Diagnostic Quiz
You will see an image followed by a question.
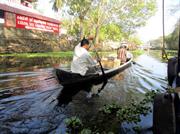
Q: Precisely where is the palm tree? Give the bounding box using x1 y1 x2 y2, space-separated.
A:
52 0 64 12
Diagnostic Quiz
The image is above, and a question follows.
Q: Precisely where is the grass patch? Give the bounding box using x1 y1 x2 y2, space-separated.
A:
0 51 74 58
148 50 178 61
131 50 144 57
0 51 114 58
0 50 145 58
166 50 178 58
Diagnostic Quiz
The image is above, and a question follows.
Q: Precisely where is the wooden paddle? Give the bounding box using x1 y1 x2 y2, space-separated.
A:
88 36 107 92
94 50 105 76
88 37 105 76
94 50 108 94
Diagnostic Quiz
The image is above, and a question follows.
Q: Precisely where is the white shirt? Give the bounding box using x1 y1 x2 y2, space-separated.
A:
71 43 96 76
127 51 133 59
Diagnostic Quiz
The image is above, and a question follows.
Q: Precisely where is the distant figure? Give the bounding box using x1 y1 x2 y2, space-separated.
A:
71 37 97 76
117 45 127 64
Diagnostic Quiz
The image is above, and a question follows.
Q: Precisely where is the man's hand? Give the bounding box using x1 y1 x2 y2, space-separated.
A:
96 57 101 63
88 36 94 41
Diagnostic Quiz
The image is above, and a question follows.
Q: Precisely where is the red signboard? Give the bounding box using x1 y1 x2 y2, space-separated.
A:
16 14 59 33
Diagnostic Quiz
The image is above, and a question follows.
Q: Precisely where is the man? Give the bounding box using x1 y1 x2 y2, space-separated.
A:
71 37 97 76
117 45 127 65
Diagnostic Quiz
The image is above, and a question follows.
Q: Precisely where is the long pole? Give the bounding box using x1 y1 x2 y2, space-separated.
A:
95 51 105 77
94 51 107 93
162 0 168 59
91 37 106 77
176 20 180 87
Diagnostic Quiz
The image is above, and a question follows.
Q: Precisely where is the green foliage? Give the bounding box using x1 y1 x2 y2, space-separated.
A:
80 129 92 134
166 50 178 58
100 103 121 114
99 24 123 41
117 0 157 38
66 0 92 39
53 0 157 44
65 117 93 134
131 50 144 58
167 88 176 94
129 37 142 46
65 116 83 134
165 20 179 50
133 126 142 134
67 0 92 18
65 90 160 133
52 0 64 11
62 19 80 37
149 37 162 50
101 89 160 125
149 19 179 50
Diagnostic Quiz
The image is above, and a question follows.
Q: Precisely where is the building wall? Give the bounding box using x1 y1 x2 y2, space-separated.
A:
0 24 62 53
0 1 65 53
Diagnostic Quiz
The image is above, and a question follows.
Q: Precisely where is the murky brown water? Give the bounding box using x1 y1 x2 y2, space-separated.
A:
0 52 167 133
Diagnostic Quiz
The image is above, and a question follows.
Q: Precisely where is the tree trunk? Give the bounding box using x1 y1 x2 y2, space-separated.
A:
79 18 84 41
94 25 100 44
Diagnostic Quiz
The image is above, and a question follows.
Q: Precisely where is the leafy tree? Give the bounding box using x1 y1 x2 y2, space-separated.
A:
52 0 157 45
129 36 142 46
87 0 117 44
62 18 79 37
52 0 65 11
86 0 156 43
99 23 123 41
116 0 157 38
165 20 179 50
66 0 93 40
149 19 179 50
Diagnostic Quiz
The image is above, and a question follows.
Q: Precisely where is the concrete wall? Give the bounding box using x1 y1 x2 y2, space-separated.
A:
0 24 74 53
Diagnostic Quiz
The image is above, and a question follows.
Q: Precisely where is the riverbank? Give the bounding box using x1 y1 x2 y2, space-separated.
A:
0 51 73 58
147 50 178 62
0 49 144 75
0 50 144 58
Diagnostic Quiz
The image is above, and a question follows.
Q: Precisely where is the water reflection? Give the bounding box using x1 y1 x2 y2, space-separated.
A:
0 57 72 73
0 68 58 99
0 53 168 133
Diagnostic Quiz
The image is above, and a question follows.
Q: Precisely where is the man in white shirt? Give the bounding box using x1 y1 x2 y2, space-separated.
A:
71 38 98 76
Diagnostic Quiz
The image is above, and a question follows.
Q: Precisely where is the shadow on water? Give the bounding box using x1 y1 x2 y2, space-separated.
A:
57 84 93 106
0 53 168 133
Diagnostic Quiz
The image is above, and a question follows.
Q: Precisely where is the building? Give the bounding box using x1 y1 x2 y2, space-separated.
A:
120 40 138 50
0 0 60 34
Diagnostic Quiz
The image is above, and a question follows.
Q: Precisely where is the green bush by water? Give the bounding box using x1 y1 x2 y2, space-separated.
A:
64 90 160 133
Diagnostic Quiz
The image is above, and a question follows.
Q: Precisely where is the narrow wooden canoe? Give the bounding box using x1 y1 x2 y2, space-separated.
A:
55 58 132 87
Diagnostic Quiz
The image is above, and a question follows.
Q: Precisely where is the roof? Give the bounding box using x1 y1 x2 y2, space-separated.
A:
25 0 35 2
0 3 60 24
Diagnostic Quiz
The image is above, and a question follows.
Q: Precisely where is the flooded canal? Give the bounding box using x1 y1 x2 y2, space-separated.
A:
0 52 167 133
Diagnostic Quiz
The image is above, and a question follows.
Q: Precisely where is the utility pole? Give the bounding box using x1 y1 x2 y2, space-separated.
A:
176 20 180 87
162 0 168 59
